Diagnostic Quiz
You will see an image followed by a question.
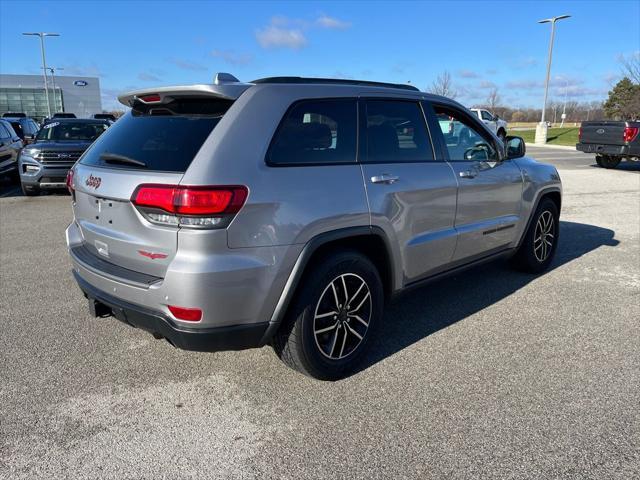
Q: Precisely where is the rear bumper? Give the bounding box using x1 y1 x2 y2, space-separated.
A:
66 220 301 344
576 143 639 156
74 270 269 351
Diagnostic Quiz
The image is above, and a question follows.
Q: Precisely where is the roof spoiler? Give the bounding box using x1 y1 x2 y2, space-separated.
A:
118 73 252 107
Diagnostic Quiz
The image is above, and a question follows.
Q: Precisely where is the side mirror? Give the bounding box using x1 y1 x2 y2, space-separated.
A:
505 136 526 159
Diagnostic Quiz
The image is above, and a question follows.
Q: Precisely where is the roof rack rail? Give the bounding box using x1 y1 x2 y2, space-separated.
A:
251 76 420 92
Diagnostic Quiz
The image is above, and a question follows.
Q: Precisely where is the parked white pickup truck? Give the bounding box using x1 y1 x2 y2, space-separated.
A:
469 108 508 140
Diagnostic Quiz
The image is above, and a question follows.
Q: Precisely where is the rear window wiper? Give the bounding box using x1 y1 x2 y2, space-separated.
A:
100 152 147 168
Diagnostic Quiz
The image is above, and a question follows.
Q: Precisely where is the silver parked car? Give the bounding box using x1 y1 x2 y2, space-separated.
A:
66 74 562 380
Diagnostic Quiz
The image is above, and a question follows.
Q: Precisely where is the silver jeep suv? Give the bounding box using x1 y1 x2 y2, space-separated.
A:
66 74 562 380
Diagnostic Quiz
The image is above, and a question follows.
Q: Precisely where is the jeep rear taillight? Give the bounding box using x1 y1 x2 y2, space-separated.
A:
66 169 75 195
623 126 639 143
578 127 583 142
131 184 248 228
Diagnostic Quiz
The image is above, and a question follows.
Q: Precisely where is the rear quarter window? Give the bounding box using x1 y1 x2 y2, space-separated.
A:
267 99 357 166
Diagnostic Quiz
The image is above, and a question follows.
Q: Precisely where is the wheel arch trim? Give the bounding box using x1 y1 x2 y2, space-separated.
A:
260 226 395 345
516 186 562 248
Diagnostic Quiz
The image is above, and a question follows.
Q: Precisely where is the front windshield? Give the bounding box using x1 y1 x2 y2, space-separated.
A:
36 122 109 142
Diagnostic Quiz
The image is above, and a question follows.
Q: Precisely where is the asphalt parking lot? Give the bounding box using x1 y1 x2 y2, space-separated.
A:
1 146 638 479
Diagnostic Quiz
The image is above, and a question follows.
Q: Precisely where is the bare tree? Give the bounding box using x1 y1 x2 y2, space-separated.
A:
429 71 457 99
486 88 501 113
619 52 640 84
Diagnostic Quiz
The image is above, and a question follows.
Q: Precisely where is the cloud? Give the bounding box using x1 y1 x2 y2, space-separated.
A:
256 14 350 49
457 69 480 79
211 49 253 66
137 72 161 82
167 58 208 71
505 76 584 91
551 85 606 98
486 68 498 75
478 80 497 89
316 15 351 29
256 24 307 49
505 79 541 90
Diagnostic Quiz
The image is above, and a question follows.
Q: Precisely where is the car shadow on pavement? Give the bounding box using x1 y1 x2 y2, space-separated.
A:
588 163 640 172
353 221 619 377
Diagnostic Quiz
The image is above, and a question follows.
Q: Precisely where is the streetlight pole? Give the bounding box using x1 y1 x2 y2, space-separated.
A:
46 67 64 112
22 32 60 119
560 79 568 127
534 15 570 144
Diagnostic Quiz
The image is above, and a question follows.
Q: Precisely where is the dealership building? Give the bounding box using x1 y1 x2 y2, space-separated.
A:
0 74 103 120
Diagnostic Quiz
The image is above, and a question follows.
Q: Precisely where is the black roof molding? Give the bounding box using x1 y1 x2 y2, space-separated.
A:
251 76 420 92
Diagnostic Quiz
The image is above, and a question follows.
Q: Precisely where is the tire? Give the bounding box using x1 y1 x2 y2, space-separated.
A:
272 249 384 380
497 129 507 142
511 198 559 273
21 183 40 196
596 155 621 169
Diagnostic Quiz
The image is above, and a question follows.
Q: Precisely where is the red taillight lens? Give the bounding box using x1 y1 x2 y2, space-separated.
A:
623 126 639 143
174 189 235 215
133 185 175 212
131 185 248 228
168 305 202 322
66 169 74 194
139 94 161 103
578 127 583 142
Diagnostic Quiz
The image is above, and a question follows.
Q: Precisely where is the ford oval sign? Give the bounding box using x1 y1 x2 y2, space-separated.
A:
74 80 88 87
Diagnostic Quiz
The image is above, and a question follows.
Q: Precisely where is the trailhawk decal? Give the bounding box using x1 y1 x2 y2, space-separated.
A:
85 174 102 189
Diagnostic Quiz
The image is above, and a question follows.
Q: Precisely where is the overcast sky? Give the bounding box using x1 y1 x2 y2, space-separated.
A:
1 0 638 111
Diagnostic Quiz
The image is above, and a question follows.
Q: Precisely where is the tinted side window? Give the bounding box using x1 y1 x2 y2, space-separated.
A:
481 110 494 121
10 122 24 139
433 106 498 161
29 120 40 135
365 100 433 163
268 99 357 166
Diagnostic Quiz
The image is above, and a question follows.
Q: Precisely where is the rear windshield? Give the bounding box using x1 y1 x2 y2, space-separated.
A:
37 122 109 141
79 109 221 172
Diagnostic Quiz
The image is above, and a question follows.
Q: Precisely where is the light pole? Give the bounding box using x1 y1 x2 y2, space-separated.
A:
560 78 568 127
534 15 570 144
46 67 64 112
22 32 60 118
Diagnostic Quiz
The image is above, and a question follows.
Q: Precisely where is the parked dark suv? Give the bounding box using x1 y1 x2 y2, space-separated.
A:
19 118 109 196
0 119 24 180
67 74 562 379
3 116 40 146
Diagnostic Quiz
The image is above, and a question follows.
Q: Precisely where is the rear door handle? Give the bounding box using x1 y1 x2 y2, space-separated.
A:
459 170 477 179
371 174 399 184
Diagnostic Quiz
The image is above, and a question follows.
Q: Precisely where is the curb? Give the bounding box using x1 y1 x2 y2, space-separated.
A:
526 143 577 151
